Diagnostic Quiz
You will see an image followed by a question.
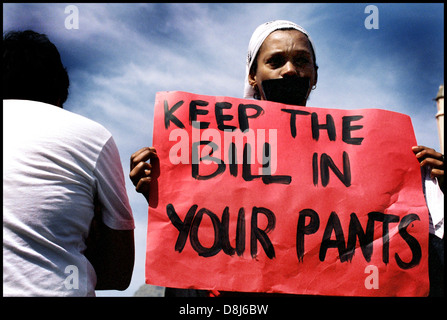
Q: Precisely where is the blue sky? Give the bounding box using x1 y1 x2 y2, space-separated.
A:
3 3 444 297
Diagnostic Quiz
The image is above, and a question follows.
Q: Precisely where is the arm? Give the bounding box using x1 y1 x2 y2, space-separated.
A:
129 147 158 203
85 208 134 290
412 145 444 191
85 136 136 290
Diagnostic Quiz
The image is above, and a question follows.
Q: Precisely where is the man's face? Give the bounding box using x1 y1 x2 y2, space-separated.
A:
249 29 318 105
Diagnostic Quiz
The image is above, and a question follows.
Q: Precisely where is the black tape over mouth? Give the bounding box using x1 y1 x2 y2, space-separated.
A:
261 77 310 106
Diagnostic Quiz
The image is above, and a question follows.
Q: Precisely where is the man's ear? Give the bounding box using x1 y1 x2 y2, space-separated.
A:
56 98 63 108
248 73 257 88
312 66 318 88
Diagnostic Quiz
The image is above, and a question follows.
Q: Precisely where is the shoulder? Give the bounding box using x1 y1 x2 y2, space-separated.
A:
4 99 113 142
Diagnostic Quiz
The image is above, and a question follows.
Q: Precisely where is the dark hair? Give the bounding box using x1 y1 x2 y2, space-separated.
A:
3 30 69 107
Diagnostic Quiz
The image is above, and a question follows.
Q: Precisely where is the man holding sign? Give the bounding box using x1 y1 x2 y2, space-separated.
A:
130 20 444 297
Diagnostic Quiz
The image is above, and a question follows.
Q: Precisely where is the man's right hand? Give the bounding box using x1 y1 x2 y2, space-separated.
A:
129 147 158 203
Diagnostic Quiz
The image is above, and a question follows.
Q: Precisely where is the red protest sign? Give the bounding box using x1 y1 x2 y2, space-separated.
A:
145 91 429 296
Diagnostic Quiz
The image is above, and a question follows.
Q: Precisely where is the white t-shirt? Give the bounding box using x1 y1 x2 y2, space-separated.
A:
3 100 135 296
423 167 444 239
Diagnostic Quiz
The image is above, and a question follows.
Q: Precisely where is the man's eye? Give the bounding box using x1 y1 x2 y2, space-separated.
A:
294 57 310 66
267 56 284 68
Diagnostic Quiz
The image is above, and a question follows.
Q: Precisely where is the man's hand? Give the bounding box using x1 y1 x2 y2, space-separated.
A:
412 146 444 177
129 147 158 203
412 145 444 191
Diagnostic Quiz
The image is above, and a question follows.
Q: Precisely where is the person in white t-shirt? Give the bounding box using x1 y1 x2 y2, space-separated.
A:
3 30 135 296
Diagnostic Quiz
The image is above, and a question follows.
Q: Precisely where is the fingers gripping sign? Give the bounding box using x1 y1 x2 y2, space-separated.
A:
412 146 444 189
130 147 158 202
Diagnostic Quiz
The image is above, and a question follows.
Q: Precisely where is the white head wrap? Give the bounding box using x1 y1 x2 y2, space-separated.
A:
243 20 316 99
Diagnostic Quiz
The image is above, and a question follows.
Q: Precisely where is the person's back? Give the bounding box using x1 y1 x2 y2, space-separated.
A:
4 100 115 296
3 30 135 296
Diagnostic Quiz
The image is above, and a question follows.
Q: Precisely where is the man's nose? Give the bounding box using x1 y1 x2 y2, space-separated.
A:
281 61 298 78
